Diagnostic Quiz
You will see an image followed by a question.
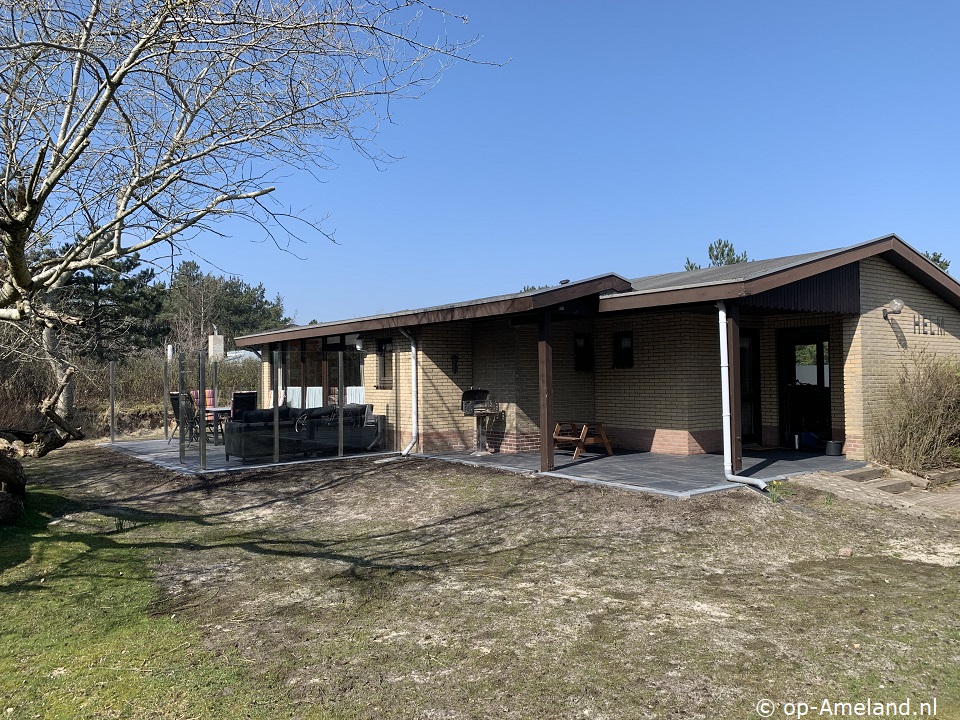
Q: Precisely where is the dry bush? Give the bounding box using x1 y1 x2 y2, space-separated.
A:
0 359 51 431
213 358 261 402
871 351 960 472
76 354 261 410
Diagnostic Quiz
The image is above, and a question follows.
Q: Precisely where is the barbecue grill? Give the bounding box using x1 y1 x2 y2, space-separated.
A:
461 388 499 417
461 388 501 453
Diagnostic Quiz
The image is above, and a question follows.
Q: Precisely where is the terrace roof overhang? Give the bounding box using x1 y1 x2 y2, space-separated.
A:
598 234 960 314
235 273 634 347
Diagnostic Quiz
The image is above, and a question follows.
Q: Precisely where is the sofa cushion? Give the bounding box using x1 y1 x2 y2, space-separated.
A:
308 405 338 420
341 404 370 426
242 409 276 424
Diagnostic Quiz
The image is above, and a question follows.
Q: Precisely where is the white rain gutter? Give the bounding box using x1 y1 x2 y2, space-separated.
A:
717 301 770 491
399 328 419 456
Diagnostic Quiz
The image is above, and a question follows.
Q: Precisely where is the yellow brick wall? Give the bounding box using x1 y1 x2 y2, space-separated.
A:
258 257 960 460
472 319 519 443
259 343 274 408
361 332 412 452
592 311 725 453
512 320 598 446
854 256 960 459
417 323 475 451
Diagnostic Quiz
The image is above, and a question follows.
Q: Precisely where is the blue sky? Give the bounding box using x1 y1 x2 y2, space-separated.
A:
176 1 960 324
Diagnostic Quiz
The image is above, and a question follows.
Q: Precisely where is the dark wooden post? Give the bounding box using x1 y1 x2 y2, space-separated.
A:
338 349 345 457
272 348 280 464
538 310 554 472
726 304 743 472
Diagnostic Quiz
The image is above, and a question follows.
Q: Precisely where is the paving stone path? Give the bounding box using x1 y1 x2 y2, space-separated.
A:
792 471 960 520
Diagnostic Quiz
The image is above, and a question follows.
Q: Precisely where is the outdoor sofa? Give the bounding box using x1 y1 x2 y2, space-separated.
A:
223 403 384 462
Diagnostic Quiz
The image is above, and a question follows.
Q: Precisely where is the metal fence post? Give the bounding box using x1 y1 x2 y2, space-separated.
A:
109 360 116 443
198 351 207 470
178 354 186 464
163 356 169 442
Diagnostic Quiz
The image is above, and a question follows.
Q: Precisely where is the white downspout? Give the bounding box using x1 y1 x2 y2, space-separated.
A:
717 301 769 490
399 328 419 456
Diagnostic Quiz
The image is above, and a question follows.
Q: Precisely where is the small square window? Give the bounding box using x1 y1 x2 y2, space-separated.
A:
377 338 394 389
612 331 633 369
574 332 595 372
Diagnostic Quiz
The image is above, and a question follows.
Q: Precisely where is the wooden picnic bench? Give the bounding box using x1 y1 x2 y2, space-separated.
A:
552 421 614 461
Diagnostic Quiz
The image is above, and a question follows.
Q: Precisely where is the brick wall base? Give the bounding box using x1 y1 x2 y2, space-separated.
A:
485 430 541 453
605 426 723 455
843 435 865 460
417 424 866 458
761 425 779 448
420 430 471 453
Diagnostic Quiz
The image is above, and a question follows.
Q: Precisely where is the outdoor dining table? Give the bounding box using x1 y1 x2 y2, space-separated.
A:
552 421 614 461
207 406 232 446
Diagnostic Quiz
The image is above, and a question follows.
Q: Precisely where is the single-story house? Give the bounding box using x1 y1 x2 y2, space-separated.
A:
235 234 960 475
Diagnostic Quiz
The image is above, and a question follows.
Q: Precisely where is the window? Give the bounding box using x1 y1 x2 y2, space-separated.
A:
574 332 595 372
376 338 394 389
612 330 633 369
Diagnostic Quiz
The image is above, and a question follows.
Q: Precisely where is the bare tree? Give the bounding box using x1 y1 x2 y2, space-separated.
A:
0 0 479 457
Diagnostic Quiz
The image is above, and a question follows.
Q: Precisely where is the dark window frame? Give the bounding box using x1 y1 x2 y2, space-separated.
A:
612 330 634 369
376 338 394 389
573 332 595 372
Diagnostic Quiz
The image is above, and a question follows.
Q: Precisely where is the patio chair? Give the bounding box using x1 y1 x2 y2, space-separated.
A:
168 391 201 444
191 389 220 441
230 390 258 421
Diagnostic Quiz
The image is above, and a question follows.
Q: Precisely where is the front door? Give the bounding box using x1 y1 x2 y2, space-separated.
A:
777 327 831 449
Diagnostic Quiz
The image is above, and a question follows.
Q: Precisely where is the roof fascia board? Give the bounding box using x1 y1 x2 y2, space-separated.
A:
599 283 746 312
530 274 633 309
742 237 896 295
236 273 632 347
597 236 905 314
879 249 960 309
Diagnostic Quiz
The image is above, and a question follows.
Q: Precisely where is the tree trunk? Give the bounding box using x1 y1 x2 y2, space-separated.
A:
0 454 25 525
43 325 75 421
31 323 85 456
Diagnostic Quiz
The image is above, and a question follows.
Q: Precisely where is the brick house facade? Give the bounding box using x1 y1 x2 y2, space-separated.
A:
238 236 960 467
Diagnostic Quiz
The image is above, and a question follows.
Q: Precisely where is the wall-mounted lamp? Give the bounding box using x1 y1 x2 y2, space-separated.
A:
883 298 904 320
451 354 459 374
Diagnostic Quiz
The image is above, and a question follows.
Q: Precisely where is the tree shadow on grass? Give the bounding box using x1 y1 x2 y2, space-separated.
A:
0 489 71 575
0 481 613 605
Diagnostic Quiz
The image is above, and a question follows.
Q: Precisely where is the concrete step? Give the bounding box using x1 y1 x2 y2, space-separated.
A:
837 466 885 483
886 468 930 490
925 467 960 487
864 478 913 495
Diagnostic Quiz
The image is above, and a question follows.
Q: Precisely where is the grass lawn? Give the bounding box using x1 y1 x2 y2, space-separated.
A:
3 444 960 719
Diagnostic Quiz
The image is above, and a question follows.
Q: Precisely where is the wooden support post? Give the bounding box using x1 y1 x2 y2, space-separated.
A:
338 350 345 457
726 304 742 472
272 349 280 464
538 310 554 472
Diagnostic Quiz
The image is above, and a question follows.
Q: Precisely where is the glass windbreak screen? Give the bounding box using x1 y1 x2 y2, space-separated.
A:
283 342 303 406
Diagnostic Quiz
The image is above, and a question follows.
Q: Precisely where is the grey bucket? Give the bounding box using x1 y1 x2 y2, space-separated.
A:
825 440 843 456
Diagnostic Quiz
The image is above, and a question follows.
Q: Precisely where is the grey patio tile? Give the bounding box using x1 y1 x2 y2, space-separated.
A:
426 448 866 499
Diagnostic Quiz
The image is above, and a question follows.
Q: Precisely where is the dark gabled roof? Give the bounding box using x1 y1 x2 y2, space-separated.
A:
237 234 960 347
625 247 852 293
235 273 633 346
599 234 960 312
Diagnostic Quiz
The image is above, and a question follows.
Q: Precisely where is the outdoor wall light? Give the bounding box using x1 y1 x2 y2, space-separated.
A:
883 298 905 320
451 354 459 374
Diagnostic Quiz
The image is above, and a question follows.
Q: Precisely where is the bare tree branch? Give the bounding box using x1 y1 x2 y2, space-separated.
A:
0 0 486 451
